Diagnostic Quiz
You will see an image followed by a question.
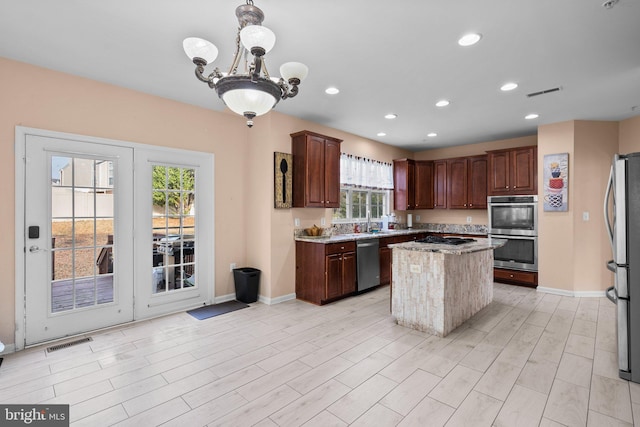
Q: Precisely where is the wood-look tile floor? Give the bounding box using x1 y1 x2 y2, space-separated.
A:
2 283 639 426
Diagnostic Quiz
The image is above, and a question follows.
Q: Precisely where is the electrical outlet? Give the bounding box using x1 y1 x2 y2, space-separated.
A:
294 218 300 227
466 216 472 223
230 262 236 272
583 211 590 221
415 215 421 221
320 217 326 226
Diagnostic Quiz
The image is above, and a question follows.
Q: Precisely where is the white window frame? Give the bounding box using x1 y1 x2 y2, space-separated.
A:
333 186 391 223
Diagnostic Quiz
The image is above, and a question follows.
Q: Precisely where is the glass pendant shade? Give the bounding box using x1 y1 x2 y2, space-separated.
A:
240 25 276 54
280 62 309 82
183 37 219 63
222 88 277 117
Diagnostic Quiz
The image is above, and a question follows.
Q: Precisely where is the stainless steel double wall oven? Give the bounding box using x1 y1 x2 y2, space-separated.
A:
488 195 538 272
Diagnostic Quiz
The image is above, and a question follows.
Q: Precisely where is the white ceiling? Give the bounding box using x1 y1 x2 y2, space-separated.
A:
1 0 639 151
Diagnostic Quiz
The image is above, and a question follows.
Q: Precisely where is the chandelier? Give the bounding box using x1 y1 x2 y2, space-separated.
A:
182 0 308 127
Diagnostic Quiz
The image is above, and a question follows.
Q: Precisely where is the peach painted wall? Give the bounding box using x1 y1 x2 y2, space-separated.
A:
412 135 538 226
537 122 576 291
537 120 619 292
573 121 618 291
620 115 640 154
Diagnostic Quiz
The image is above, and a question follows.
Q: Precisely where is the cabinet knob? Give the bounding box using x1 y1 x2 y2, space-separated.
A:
510 274 514 278
470 204 473 207
464 204 467 207
514 186 517 189
340 246 344 250
506 186 510 189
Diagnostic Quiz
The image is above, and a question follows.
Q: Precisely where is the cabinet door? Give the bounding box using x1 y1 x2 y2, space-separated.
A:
468 155 488 209
433 160 447 208
511 147 537 194
324 138 342 207
325 253 343 300
393 159 415 210
341 251 357 295
488 151 510 195
447 158 468 209
415 161 434 209
379 246 391 285
305 135 326 206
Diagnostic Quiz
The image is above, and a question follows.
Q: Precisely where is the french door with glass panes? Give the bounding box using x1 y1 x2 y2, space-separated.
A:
19 129 213 346
24 135 134 345
133 148 213 320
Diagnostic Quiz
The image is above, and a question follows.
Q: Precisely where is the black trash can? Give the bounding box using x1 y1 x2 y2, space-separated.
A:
233 267 260 303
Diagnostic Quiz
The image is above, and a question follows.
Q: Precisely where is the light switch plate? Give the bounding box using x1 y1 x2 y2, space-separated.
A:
583 211 590 221
321 217 326 226
294 218 300 227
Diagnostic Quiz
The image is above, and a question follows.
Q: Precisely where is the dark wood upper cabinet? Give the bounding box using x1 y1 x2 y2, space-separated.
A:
467 155 488 209
291 130 342 208
393 159 416 210
393 159 435 210
446 155 487 209
414 161 434 209
433 160 448 209
487 146 537 196
447 158 468 209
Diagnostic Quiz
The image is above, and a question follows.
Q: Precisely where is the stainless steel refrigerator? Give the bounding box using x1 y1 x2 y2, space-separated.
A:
604 152 640 382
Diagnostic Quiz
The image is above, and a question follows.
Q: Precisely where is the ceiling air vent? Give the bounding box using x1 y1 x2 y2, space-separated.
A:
527 87 561 98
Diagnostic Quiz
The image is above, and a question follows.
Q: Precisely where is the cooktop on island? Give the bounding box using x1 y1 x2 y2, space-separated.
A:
416 236 476 245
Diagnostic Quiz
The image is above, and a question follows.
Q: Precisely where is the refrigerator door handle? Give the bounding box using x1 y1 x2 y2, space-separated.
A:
606 285 617 304
607 260 616 273
604 165 615 248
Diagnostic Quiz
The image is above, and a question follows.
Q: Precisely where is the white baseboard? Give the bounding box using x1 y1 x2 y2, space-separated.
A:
215 293 296 305
214 293 237 304
537 286 606 298
259 293 296 305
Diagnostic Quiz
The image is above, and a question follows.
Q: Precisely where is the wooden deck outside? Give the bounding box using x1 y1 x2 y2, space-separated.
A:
51 275 114 313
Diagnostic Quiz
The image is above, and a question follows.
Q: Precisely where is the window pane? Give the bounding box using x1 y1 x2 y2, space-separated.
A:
333 189 347 220
152 165 196 294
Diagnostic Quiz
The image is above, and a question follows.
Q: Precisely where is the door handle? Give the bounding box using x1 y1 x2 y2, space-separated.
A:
29 245 48 253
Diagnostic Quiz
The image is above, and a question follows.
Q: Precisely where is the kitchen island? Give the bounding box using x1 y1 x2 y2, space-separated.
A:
390 237 505 337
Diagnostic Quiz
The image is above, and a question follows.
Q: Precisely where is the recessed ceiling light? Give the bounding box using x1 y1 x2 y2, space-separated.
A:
325 87 339 95
500 82 518 91
525 113 539 120
435 100 450 107
458 33 482 47
385 113 397 119
427 132 438 138
377 132 386 137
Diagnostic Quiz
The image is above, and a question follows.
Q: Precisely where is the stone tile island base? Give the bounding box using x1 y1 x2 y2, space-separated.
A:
391 245 494 337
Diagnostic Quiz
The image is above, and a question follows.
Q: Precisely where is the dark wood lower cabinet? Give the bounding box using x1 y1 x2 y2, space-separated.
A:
494 268 538 288
296 241 356 305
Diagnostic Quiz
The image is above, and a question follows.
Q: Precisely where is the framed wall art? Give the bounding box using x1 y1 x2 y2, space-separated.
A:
274 152 293 209
543 153 569 212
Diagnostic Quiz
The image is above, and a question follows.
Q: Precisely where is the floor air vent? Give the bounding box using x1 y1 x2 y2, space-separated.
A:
527 87 561 97
46 337 93 353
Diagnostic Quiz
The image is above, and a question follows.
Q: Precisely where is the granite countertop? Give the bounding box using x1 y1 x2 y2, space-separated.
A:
295 224 488 244
388 237 507 255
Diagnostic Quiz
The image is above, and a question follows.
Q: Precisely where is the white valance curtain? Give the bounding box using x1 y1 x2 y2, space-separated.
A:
340 153 394 189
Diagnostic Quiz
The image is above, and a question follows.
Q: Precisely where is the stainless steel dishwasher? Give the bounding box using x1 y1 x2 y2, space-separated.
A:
357 239 380 292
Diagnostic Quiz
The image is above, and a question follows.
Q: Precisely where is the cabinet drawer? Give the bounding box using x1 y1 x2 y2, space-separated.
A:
494 268 538 287
325 241 356 255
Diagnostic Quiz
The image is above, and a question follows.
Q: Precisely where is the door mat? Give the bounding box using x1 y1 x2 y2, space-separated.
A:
187 300 249 320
